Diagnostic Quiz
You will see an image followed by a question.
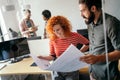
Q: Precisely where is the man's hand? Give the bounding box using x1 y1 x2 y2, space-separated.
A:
28 26 38 32
80 54 100 64
32 26 38 31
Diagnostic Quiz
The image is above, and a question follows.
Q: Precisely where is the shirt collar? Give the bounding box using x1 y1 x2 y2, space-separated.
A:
91 13 103 27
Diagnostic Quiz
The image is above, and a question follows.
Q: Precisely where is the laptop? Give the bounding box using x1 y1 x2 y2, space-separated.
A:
27 39 50 56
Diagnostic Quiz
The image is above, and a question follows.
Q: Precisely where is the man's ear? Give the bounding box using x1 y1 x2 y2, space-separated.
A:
91 6 96 12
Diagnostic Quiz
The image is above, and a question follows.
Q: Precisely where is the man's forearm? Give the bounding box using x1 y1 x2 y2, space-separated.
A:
98 50 120 63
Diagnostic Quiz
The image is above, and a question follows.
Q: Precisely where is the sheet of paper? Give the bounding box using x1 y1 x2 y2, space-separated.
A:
31 44 88 72
46 44 88 72
30 54 50 69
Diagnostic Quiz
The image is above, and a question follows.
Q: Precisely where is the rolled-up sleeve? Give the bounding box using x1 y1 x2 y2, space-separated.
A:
107 17 120 51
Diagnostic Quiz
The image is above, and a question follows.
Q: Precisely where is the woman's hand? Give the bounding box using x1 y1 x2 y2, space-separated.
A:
37 55 54 61
38 56 46 59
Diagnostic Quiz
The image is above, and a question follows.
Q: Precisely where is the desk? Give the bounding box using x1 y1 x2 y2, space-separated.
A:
0 57 52 80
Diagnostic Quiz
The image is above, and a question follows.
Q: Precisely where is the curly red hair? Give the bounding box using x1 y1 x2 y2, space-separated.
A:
46 15 72 40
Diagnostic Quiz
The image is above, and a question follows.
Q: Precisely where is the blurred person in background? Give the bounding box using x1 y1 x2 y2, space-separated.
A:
42 9 51 39
20 9 38 38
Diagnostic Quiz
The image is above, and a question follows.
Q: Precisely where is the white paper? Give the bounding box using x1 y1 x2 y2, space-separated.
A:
30 54 50 69
31 44 88 72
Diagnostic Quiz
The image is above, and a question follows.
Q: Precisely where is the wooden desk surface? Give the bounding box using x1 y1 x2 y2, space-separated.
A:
0 57 51 76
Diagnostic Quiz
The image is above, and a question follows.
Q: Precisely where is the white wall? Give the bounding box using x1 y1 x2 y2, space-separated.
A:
18 0 120 38
105 0 120 20
0 0 120 40
0 0 20 41
21 0 86 38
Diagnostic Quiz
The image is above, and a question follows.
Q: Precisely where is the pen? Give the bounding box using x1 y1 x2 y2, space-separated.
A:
0 64 7 70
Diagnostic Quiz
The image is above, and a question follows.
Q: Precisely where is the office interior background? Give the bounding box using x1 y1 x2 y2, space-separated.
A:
0 0 120 80
0 0 120 42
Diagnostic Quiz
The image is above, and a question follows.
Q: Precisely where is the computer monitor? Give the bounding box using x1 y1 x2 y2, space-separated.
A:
0 37 30 63
77 29 89 50
77 29 88 39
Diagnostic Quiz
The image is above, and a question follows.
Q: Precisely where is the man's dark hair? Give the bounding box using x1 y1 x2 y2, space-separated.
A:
79 0 102 10
42 10 51 19
23 9 31 13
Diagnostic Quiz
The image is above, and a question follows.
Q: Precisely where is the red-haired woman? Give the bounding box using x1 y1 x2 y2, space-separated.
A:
38 15 89 80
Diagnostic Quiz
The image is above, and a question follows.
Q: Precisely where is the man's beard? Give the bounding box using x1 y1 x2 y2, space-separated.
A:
84 12 95 25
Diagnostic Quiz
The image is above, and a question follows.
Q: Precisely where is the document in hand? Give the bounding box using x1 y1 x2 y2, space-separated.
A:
30 44 88 72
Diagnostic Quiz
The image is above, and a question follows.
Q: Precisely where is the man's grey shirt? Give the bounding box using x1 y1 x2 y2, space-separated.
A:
88 13 120 80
